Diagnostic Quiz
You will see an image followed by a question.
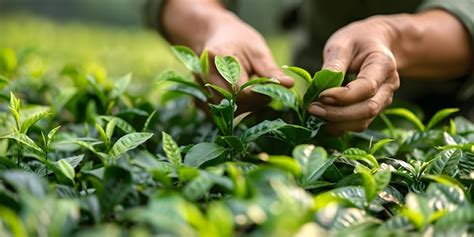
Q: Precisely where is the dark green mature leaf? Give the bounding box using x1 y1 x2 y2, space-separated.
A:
240 119 287 143
428 149 461 176
276 124 312 144
162 132 182 169
435 205 474 230
109 132 153 160
426 183 467 211
171 46 202 73
0 171 47 197
184 143 227 167
215 56 240 86
426 108 459 131
458 151 474 176
293 145 333 187
97 166 133 216
303 69 343 110
252 84 298 111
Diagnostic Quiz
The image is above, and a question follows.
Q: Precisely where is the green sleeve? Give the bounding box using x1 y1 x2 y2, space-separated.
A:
418 0 474 53
144 0 237 39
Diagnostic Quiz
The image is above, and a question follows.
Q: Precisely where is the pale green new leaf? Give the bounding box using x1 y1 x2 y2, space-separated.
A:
355 164 376 202
205 83 233 100
110 73 131 99
20 111 50 133
171 46 202 74
46 126 61 148
1 132 43 153
426 108 459 131
200 49 209 81
232 112 251 129
105 118 117 141
109 132 153 159
215 56 240 86
293 145 333 187
370 139 394 155
99 115 136 134
240 77 279 92
57 159 75 182
282 65 312 83
384 108 425 131
162 132 182 169
303 69 343 110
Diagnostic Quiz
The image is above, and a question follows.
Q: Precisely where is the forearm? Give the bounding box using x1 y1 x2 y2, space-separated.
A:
161 0 234 51
388 10 473 80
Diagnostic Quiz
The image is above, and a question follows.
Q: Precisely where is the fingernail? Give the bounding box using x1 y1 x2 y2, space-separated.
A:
319 96 336 104
309 104 326 117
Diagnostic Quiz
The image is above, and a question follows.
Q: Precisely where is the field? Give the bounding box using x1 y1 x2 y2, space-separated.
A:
1 14 474 237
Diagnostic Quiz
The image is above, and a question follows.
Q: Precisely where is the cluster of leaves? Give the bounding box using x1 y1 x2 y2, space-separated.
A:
0 47 473 237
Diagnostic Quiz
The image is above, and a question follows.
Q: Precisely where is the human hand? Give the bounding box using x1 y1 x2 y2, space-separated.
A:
309 16 401 135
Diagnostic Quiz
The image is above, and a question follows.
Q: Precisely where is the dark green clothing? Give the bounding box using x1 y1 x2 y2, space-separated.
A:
146 0 474 118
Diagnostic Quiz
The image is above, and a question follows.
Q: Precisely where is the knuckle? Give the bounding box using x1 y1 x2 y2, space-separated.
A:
367 99 380 117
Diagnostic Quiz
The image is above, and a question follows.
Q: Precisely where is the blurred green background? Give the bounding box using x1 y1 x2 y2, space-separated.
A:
0 0 291 86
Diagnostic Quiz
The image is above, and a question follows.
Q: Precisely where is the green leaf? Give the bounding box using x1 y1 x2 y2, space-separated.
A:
293 145 333 187
171 46 202 73
200 49 209 81
99 116 136 134
240 77 279 91
240 119 287 143
259 154 302 176
426 183 467 211
110 73 131 99
97 166 133 216
9 92 20 128
206 202 234 237
169 83 208 102
374 171 391 200
232 111 251 129
209 99 234 136
184 143 227 167
20 110 50 133
215 56 241 86
1 132 43 153
218 136 244 153
426 108 459 130
157 70 203 89
341 148 379 168
0 207 28 237
276 124 312 144
57 159 75 182
46 126 61 148
109 132 153 160
384 108 425 131
458 151 474 176
355 164 376 202
205 83 233 100
370 139 394 155
428 149 461 176
303 69 344 110
142 110 157 132
251 84 298 111
162 132 182 169
105 118 117 142
282 65 312 83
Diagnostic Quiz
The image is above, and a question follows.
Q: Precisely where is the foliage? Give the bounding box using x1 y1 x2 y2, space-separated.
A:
0 44 473 237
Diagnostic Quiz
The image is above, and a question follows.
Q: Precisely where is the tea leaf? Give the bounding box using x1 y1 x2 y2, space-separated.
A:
162 132 182 169
109 132 153 160
370 139 394 155
240 77 279 91
252 84 298 111
426 108 459 131
384 108 425 131
58 159 75 182
282 65 312 83
205 83 233 100
428 149 461 176
293 145 332 187
200 49 209 81
110 73 131 99
99 115 136 134
240 119 287 143
303 69 343 110
215 56 240 86
20 110 50 133
171 46 202 74
184 143 227 167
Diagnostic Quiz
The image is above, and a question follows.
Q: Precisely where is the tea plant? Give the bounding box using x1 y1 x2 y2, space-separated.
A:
0 46 473 237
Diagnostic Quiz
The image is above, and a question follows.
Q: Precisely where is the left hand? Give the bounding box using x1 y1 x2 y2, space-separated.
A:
309 16 401 135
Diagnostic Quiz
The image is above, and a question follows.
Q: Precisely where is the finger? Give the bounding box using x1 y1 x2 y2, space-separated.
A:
319 51 398 105
324 118 375 135
251 49 294 87
322 42 353 74
309 84 393 122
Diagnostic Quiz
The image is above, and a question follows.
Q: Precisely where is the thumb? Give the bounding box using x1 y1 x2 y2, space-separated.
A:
251 53 294 88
